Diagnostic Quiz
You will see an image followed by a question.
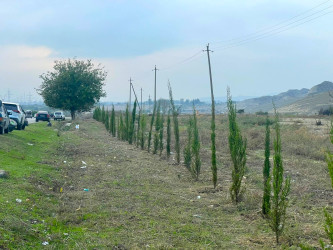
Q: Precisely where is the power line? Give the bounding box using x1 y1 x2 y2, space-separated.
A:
159 50 203 71
213 10 333 51
212 0 332 45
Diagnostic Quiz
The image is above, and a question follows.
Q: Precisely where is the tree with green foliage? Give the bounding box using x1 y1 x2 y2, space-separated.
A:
38 59 107 120
168 81 180 164
128 101 137 144
263 117 271 215
269 107 291 245
228 91 247 203
191 105 201 181
166 111 171 158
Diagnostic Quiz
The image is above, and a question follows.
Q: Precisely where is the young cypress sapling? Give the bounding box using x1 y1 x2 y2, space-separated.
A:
101 105 105 123
319 122 333 248
140 113 147 150
147 104 156 153
105 109 110 131
153 101 161 154
184 116 193 170
168 81 180 164
128 101 137 144
166 110 171 158
124 105 129 141
262 117 271 215
191 105 201 181
159 109 164 156
269 107 291 244
227 90 247 203
111 105 116 137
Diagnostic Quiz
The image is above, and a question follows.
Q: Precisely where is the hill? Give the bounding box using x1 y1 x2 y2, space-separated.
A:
236 88 309 113
236 81 333 114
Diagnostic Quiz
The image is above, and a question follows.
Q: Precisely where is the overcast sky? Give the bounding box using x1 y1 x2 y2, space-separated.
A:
0 0 332 102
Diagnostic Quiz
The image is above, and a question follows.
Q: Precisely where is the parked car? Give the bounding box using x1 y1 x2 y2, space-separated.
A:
25 110 33 118
0 100 10 134
3 102 26 130
36 111 50 122
54 111 65 121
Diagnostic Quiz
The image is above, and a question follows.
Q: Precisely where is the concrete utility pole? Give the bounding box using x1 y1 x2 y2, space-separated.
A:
129 78 132 111
152 65 159 105
204 43 217 188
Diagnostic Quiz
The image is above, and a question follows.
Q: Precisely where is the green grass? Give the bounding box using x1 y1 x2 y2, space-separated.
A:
0 122 83 249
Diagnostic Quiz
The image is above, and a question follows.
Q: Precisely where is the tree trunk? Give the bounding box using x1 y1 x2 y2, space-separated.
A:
71 110 75 120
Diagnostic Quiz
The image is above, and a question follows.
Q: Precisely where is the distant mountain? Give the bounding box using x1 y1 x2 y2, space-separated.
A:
236 88 309 113
308 81 333 95
235 81 333 114
277 92 332 114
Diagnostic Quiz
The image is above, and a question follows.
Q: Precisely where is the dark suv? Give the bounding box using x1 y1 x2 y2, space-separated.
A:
0 100 10 134
36 111 50 122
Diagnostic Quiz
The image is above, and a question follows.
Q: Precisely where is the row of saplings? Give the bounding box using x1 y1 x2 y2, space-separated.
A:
93 84 333 248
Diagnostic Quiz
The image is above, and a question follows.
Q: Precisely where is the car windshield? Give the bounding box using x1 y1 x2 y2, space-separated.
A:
4 104 17 111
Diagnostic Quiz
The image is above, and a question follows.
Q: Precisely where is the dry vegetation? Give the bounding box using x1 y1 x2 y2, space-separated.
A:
1 113 332 248
58 114 332 248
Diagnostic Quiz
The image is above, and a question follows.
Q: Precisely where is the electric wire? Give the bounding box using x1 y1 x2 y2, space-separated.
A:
212 0 332 45
213 10 333 51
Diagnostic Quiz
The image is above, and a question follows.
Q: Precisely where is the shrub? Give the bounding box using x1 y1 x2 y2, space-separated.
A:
256 111 268 116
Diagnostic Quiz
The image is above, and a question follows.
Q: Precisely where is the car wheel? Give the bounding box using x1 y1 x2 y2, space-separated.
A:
22 124 25 130
17 123 22 130
36 119 39 122
5 127 9 133
0 126 4 134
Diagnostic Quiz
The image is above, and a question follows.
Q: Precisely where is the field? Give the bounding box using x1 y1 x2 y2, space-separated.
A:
0 114 332 249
